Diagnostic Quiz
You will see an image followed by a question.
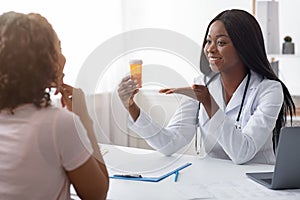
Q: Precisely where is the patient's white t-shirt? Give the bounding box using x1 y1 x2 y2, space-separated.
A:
0 104 93 199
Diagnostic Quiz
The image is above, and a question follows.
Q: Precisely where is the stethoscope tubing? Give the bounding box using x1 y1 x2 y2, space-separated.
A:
195 72 251 152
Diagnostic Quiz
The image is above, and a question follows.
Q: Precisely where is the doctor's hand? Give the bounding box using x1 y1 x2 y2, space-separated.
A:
159 85 218 117
159 84 211 103
118 75 140 110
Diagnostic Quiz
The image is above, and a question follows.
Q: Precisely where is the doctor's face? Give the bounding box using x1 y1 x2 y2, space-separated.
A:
204 20 243 74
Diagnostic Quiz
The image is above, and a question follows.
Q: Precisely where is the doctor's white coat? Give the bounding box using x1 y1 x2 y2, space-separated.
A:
129 71 283 164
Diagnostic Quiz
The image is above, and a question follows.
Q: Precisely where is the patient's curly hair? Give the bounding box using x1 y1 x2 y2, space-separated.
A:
0 11 59 112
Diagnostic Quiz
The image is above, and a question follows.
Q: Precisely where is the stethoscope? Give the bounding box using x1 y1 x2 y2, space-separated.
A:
195 71 251 154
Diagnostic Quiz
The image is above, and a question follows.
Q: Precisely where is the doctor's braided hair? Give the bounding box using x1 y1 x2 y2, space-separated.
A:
200 9 295 152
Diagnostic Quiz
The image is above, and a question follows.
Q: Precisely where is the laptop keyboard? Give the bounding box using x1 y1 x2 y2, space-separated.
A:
261 178 272 184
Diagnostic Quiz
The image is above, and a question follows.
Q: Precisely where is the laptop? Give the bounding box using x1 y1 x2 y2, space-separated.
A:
246 126 300 190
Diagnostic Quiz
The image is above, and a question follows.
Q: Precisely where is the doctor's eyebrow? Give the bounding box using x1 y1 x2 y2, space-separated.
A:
207 34 229 38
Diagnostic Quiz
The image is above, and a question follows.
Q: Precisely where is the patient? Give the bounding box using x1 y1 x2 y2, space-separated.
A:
0 11 108 199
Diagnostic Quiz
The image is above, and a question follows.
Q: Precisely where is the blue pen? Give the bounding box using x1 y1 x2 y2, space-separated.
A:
174 171 179 182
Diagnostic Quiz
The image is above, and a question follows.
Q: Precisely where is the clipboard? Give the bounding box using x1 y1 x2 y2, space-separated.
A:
109 162 192 182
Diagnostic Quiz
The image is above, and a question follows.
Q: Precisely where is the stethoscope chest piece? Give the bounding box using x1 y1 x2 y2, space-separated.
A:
234 121 242 130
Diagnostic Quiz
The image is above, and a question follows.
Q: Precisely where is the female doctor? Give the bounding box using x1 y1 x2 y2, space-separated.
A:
118 9 295 164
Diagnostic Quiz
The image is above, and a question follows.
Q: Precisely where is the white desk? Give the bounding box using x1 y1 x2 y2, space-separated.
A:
72 144 300 200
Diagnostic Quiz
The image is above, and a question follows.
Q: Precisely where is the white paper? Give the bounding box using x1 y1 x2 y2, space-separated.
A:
178 180 300 200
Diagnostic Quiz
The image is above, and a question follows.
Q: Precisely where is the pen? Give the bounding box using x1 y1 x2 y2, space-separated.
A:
174 171 179 182
113 174 143 178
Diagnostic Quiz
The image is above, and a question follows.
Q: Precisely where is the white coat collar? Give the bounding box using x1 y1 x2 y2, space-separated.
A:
208 71 263 113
